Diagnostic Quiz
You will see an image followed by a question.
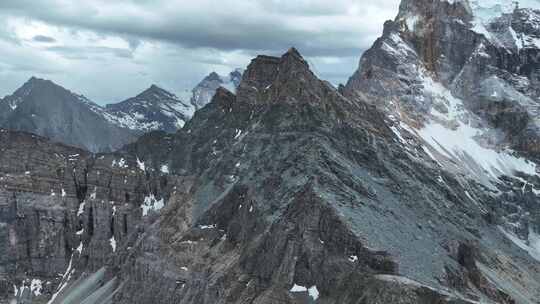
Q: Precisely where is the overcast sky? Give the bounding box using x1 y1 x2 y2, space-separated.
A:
0 0 401 104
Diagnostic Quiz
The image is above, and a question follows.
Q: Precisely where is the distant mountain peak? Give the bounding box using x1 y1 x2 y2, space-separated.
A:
149 84 162 90
138 84 177 100
22 76 56 89
0 77 138 152
106 85 193 133
205 72 221 81
190 69 243 110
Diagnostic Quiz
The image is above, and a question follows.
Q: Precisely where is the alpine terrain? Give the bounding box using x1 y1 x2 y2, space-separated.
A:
1 0 540 304
190 69 244 110
0 71 242 153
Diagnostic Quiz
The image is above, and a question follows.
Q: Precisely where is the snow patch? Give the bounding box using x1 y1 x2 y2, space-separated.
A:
75 241 83 254
199 224 217 229
141 194 165 216
289 284 320 300
90 187 97 200
136 157 146 171
77 202 85 216
30 279 42 296
417 122 536 179
110 236 117 252
499 227 540 262
112 158 128 168
413 74 537 185
47 252 76 304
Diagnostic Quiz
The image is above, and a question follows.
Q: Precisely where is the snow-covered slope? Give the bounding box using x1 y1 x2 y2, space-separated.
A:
106 85 194 133
189 69 243 110
344 0 540 301
346 0 540 184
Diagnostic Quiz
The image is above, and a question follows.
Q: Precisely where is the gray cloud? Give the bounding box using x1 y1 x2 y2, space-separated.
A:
32 35 56 43
47 46 134 59
0 0 402 103
0 0 400 56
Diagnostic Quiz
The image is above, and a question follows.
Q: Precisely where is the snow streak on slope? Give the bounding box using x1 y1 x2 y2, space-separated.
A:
398 72 537 186
499 227 540 262
190 69 243 110
465 0 540 43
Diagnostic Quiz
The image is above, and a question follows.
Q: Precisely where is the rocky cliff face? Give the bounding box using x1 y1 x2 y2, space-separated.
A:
3 47 539 304
0 128 174 303
115 47 540 304
3 1 540 303
343 0 540 301
345 0 540 159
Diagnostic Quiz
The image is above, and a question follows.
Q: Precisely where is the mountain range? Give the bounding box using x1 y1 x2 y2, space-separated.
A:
0 70 242 152
2 0 540 303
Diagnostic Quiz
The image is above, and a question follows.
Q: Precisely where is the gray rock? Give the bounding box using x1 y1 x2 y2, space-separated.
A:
0 78 138 153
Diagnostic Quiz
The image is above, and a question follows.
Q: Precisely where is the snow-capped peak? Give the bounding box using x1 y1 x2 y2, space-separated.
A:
190 69 243 110
105 85 194 133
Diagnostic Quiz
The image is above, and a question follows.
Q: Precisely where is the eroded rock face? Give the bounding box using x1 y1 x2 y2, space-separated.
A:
4 2 540 303
345 0 540 157
0 129 173 303
342 0 540 302
4 44 540 304
108 48 540 303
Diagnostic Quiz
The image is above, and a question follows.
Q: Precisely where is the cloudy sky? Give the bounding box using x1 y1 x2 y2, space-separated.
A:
0 0 401 104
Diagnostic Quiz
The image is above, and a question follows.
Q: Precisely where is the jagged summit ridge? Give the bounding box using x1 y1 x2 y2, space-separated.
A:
237 47 338 107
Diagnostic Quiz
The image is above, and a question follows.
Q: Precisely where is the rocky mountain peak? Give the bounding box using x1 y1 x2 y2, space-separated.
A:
205 72 221 81
24 76 49 86
190 69 243 110
106 84 193 133
229 68 243 80
148 84 162 91
136 84 177 102
18 76 64 95
396 0 473 22
7 77 95 108
236 48 325 106
279 47 311 74
237 55 280 97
